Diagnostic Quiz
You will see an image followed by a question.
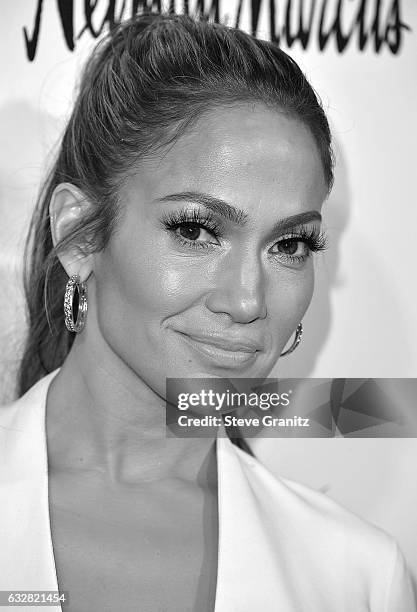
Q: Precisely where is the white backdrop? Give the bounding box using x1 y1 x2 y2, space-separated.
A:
1 0 416 588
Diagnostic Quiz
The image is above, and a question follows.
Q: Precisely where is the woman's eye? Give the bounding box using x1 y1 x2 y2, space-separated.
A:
176 223 214 242
271 238 308 257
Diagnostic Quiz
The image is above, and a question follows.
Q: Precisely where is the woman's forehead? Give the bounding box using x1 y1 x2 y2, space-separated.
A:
123 104 328 215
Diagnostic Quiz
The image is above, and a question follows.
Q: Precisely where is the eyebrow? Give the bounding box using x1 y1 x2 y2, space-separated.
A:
154 191 322 231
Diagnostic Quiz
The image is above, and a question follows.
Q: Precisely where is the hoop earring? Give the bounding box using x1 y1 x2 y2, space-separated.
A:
64 274 88 333
280 323 303 357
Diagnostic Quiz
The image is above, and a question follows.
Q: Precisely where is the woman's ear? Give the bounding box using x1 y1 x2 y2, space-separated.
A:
49 182 94 282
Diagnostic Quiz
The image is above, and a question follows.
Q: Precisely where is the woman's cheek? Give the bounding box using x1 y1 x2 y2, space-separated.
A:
269 264 315 336
298 264 315 318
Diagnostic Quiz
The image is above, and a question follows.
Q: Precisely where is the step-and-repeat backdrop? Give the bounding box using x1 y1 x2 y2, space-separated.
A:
1 0 416 586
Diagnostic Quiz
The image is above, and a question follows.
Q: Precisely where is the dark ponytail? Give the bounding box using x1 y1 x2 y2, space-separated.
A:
17 12 333 412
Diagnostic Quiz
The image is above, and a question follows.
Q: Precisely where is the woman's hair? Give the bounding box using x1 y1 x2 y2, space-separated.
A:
17 12 333 453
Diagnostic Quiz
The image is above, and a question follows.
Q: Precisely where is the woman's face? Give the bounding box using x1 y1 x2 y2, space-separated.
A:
92 104 328 395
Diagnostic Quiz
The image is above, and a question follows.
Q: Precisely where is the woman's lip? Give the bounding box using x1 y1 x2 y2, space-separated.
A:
176 331 262 352
177 332 259 367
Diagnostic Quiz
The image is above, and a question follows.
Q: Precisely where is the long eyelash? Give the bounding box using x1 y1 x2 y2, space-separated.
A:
280 225 328 253
160 208 223 238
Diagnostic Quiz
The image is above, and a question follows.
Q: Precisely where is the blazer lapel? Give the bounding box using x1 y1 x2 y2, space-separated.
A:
0 370 62 610
214 433 296 611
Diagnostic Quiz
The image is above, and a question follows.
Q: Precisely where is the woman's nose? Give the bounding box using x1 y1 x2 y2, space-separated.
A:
204 250 267 323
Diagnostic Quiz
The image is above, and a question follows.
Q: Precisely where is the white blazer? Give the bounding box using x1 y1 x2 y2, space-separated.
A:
0 370 415 612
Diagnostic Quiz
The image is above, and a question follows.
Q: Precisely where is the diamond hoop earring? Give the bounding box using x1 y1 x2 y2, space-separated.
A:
280 323 303 357
64 274 88 333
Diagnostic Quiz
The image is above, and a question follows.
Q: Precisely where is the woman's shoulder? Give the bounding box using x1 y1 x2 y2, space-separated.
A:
233 441 408 566
0 369 59 415
0 375 45 429
221 439 416 610
0 370 59 468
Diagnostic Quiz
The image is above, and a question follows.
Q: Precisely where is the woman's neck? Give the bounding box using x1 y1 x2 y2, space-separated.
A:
45 332 219 488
